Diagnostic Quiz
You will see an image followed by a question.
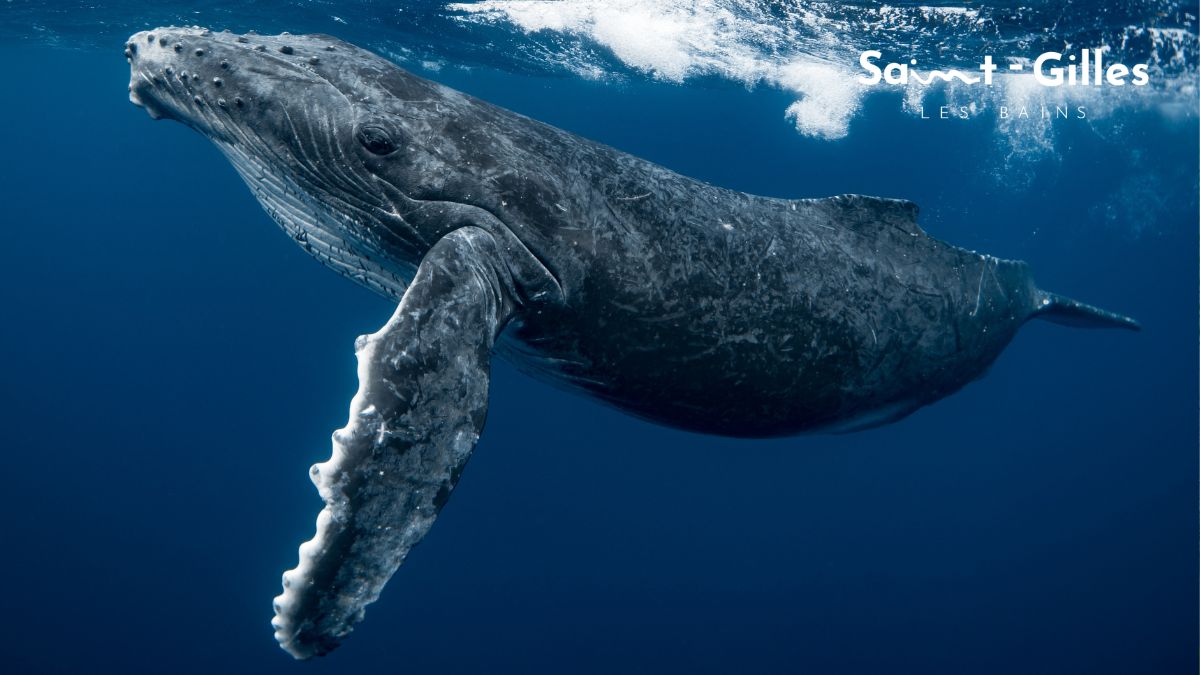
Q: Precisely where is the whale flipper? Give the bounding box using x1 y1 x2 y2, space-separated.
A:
272 227 517 659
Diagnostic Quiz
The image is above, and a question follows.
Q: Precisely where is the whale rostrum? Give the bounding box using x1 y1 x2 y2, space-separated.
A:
126 27 1139 659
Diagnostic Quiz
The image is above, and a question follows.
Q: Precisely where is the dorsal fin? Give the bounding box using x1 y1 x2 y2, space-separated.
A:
825 194 926 238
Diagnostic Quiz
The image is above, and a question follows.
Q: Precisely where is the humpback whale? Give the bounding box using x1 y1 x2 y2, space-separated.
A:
125 27 1138 658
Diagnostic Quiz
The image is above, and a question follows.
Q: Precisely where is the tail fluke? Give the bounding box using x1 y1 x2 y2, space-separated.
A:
1031 291 1141 331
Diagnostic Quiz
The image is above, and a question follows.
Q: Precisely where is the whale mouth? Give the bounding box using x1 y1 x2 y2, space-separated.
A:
127 71 165 120
124 38 171 121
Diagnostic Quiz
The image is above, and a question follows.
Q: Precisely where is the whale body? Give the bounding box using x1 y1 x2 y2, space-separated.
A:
126 27 1138 658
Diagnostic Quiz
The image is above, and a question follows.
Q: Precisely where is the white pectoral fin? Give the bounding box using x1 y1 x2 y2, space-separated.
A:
272 227 515 659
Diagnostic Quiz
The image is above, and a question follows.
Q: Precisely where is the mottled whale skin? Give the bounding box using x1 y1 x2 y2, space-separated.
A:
126 28 1138 658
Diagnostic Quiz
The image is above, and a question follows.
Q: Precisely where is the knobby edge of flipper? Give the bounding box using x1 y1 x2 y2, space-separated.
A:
270 226 556 659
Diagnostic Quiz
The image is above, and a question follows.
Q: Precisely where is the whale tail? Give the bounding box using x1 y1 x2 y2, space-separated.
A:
1031 290 1141 331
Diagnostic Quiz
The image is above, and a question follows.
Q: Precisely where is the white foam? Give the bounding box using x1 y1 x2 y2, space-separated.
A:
916 6 977 17
450 0 1198 148
450 0 869 139
775 60 867 140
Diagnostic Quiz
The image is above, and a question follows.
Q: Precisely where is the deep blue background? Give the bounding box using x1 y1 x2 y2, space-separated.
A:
0 42 1195 674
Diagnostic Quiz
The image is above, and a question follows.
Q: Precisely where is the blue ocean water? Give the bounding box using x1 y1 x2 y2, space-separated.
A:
0 2 1196 673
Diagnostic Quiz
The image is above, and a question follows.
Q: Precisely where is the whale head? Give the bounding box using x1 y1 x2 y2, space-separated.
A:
126 27 469 299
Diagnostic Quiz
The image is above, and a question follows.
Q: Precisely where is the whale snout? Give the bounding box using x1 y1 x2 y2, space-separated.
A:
125 27 343 135
125 30 174 120
125 28 234 124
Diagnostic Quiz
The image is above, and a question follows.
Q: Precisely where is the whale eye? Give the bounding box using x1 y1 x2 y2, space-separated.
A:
355 125 397 155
